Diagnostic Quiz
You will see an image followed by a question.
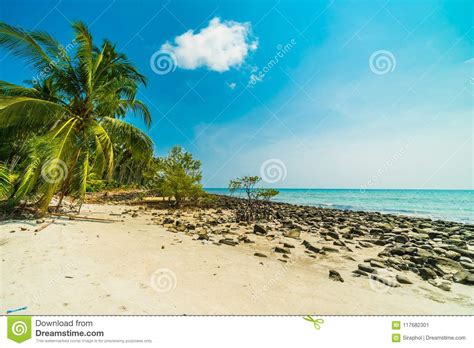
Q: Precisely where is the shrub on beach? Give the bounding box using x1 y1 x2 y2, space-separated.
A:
149 146 205 207
228 176 279 221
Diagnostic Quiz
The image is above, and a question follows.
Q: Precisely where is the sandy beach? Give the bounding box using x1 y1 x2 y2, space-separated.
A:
1 198 473 315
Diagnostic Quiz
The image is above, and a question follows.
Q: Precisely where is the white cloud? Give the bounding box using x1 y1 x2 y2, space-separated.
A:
161 17 257 72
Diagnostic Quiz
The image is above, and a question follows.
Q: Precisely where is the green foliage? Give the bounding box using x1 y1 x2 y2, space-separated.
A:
228 175 279 221
0 163 12 199
256 188 279 201
0 21 154 211
151 146 204 207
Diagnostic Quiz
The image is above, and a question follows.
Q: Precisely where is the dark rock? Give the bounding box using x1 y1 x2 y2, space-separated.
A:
369 274 400 287
254 253 267 258
302 240 320 253
253 224 267 235
163 217 174 224
327 231 339 239
352 269 368 277
394 235 409 243
273 247 291 254
322 246 339 253
390 248 406 256
358 264 375 273
329 269 344 282
418 267 437 280
218 239 238 246
452 270 474 284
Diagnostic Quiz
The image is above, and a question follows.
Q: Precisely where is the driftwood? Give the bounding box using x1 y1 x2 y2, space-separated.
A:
34 220 55 232
49 213 120 223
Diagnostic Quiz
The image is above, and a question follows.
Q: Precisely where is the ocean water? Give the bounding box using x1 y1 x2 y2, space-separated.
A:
205 188 474 224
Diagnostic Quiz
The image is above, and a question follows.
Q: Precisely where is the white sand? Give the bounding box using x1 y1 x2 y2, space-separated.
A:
1 203 473 315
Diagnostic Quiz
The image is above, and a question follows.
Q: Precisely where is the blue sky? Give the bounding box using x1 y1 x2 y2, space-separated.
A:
1 0 472 189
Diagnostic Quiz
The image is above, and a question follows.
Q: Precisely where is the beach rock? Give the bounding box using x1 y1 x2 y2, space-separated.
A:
431 256 463 275
163 217 174 224
418 267 437 280
253 224 267 236
460 261 474 270
370 260 385 268
369 228 384 235
448 247 474 259
273 247 290 254
322 246 339 253
302 240 320 253
329 269 344 282
369 274 400 288
390 247 406 256
394 235 409 243
283 229 301 239
444 250 461 261
352 269 368 277
452 270 474 284
218 239 238 246
396 274 413 284
358 264 375 273
428 278 452 291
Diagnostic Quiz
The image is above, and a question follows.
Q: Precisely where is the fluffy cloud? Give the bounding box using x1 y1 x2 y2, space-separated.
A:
161 17 257 72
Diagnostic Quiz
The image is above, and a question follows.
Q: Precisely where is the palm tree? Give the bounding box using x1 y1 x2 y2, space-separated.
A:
0 164 12 199
0 21 153 212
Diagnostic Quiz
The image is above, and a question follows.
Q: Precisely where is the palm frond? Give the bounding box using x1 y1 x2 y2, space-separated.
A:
0 22 54 72
101 117 153 158
0 163 12 198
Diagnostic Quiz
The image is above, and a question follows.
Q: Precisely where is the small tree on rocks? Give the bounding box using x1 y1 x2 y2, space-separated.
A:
228 176 279 221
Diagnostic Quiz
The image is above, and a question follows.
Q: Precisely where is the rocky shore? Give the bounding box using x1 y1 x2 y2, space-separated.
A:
2 192 473 314
128 193 474 292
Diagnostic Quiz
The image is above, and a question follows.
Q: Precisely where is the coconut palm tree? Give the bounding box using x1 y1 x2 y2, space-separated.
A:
0 164 12 199
0 21 153 211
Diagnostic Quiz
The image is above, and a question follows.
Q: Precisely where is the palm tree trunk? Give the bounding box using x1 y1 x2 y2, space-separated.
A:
56 150 81 212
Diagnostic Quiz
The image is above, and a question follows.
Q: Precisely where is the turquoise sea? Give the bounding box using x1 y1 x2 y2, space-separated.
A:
205 189 474 224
